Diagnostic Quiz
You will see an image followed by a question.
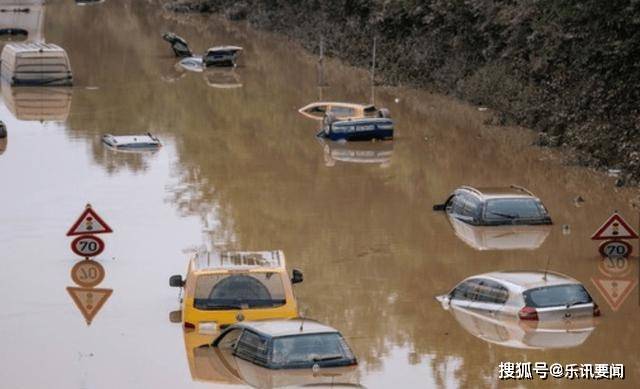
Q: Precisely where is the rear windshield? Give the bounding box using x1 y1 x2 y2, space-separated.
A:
484 198 547 221
271 333 356 368
194 272 286 310
524 284 592 308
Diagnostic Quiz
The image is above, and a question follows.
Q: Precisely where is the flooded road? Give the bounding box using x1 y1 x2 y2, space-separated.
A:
1 1 639 388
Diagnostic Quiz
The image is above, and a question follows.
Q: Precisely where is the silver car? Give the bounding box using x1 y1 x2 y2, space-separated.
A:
436 270 601 321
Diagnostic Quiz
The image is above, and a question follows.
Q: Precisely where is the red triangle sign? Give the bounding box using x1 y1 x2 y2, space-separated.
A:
66 287 113 325
67 204 113 236
591 277 637 311
591 213 638 240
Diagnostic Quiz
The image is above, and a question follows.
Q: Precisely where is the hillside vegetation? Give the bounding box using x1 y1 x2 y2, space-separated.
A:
167 0 640 183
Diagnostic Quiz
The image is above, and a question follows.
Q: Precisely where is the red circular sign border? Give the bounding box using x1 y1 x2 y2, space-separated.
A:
70 234 105 258
70 260 106 288
598 239 632 259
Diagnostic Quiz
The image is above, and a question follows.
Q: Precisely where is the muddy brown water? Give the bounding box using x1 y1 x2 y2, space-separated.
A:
1 1 639 388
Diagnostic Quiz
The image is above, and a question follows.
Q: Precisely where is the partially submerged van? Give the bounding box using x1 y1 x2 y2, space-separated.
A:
0 42 72 86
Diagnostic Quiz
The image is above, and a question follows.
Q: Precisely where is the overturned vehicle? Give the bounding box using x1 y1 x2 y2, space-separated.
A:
163 32 242 68
162 32 192 57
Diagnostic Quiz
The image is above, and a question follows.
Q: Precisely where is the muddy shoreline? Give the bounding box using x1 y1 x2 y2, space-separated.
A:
163 0 640 185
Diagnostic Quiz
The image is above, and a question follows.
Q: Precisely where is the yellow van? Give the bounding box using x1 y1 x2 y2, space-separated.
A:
169 250 302 332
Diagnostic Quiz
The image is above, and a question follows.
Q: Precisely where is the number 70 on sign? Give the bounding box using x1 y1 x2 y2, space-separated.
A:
71 234 105 258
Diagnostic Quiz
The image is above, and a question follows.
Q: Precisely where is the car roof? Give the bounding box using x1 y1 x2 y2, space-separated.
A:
457 185 538 200
470 270 581 292
299 102 368 111
192 250 285 271
232 319 340 338
3 42 65 54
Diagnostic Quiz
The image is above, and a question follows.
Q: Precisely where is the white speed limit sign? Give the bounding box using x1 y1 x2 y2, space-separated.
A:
71 234 105 258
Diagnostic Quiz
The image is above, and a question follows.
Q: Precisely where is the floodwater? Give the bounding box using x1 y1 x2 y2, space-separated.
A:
1 1 639 388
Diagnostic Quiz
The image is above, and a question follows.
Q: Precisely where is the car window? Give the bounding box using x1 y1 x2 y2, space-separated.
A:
194 272 286 310
447 194 464 214
484 198 546 220
460 194 481 220
271 333 355 368
330 106 356 117
447 193 480 222
234 330 270 365
524 284 592 308
472 279 509 304
450 280 476 300
216 328 243 350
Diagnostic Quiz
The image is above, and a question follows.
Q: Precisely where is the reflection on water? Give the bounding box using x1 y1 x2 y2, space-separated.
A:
320 139 393 167
0 1 44 47
204 68 242 89
447 215 551 251
447 306 597 350
0 0 639 388
591 257 639 312
172 59 243 88
1 83 72 121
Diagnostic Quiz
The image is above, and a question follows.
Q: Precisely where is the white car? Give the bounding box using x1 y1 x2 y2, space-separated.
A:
436 270 600 321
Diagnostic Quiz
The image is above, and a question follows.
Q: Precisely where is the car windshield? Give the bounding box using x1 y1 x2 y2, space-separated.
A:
524 284 592 308
271 333 355 368
484 198 546 220
194 272 286 310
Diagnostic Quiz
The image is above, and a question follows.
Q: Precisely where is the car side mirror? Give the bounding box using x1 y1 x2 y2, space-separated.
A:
169 275 184 287
291 269 304 284
433 203 446 211
169 310 182 323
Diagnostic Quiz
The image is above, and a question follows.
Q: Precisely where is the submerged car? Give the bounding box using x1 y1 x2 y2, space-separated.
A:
162 32 192 57
203 46 243 67
1 42 73 86
437 270 600 321
318 116 394 142
444 298 597 349
210 319 357 370
170 250 303 331
434 185 552 226
102 133 161 150
298 102 390 122
181 327 360 387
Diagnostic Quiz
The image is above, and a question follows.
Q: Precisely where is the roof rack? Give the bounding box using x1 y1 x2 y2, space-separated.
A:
510 184 535 197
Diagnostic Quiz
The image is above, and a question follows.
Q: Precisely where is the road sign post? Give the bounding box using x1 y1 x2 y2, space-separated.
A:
66 204 114 325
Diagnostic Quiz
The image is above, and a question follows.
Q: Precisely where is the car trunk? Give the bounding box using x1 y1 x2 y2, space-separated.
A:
535 303 595 321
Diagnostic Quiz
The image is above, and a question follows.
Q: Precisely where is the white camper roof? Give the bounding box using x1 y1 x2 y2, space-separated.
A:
2 42 67 57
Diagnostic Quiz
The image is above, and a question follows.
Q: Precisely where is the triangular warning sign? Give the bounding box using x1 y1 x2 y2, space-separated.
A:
67 287 113 325
67 205 113 236
591 277 637 311
591 213 638 240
